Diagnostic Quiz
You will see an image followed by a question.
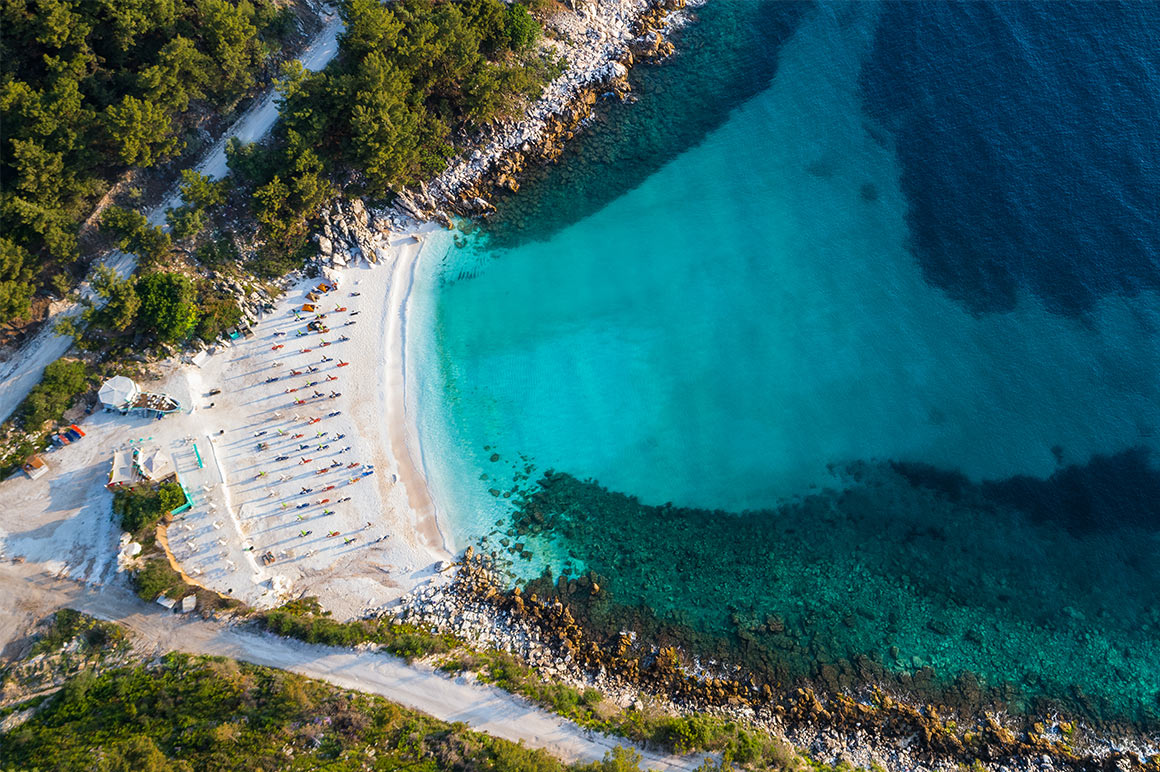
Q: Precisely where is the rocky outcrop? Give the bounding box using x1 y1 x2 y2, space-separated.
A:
312 198 392 269
382 0 691 225
394 551 1160 772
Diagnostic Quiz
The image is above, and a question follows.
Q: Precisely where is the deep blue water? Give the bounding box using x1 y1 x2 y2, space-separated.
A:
863 1 1160 317
410 1 1160 723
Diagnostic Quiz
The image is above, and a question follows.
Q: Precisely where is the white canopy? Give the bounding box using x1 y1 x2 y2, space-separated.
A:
137 447 174 481
98 376 139 409
108 449 136 486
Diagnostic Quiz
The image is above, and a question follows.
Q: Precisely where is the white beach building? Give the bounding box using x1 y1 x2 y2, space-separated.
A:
98 376 140 412
107 449 137 489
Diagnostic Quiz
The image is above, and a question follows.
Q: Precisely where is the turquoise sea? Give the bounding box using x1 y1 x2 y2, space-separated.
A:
410 2 1160 723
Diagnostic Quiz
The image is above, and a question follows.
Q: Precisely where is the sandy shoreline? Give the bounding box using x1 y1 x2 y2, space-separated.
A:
0 0 690 621
0 219 455 620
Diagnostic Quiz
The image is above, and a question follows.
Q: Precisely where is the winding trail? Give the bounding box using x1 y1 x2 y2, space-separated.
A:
0 566 701 770
0 15 344 425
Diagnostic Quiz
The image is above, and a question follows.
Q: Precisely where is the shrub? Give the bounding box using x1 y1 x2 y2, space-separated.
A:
506 3 539 50
256 599 454 661
30 609 127 656
133 557 185 600
113 482 185 535
20 358 89 428
194 283 243 341
193 236 240 267
135 271 199 343
100 206 173 265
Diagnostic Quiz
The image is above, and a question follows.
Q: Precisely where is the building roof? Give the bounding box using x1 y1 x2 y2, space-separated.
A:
23 454 48 479
98 376 139 408
137 447 175 481
108 449 136 486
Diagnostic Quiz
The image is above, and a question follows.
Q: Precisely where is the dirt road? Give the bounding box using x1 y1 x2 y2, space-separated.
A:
0 566 701 770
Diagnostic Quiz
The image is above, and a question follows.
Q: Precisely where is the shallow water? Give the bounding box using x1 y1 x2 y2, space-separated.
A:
410 1 1160 722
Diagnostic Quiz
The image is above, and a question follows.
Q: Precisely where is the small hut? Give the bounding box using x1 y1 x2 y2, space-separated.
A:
136 447 176 483
107 449 137 489
22 454 48 480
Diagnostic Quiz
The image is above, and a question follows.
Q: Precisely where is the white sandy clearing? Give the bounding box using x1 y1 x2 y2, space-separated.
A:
0 12 344 425
0 222 452 620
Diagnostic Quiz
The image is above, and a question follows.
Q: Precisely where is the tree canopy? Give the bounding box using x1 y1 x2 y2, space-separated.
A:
20 357 89 428
226 0 554 257
0 0 301 322
135 271 198 343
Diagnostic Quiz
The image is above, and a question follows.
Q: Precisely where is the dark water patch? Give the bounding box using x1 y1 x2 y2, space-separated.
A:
506 465 1160 726
860 1 1160 317
895 448 1160 534
481 1 809 248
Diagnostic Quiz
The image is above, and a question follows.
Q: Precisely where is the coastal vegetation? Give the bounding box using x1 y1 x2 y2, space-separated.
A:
112 482 185 536
256 596 456 661
256 597 848 771
1 610 853 772
25 608 128 659
231 0 558 262
0 650 659 772
0 0 313 322
439 649 818 771
0 611 133 721
18 358 90 429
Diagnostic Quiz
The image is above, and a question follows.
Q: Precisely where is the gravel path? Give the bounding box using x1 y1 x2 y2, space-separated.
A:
0 565 702 770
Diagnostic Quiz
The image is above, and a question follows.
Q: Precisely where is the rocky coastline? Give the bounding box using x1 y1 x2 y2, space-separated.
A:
297 2 1157 769
390 0 691 225
393 552 1160 772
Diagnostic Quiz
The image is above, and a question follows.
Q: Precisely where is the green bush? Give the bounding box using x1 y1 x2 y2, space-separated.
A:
0 654 587 772
133 557 185 601
113 482 184 535
193 236 240 268
19 358 89 428
135 272 199 343
506 3 539 50
29 609 127 656
0 236 35 323
100 206 173 266
257 599 454 661
193 283 243 341
575 747 644 772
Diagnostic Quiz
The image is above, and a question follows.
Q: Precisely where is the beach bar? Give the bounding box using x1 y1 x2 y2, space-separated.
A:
98 376 182 417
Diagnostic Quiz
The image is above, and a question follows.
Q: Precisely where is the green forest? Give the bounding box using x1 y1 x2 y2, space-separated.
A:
0 0 307 321
234 0 555 263
0 0 554 327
